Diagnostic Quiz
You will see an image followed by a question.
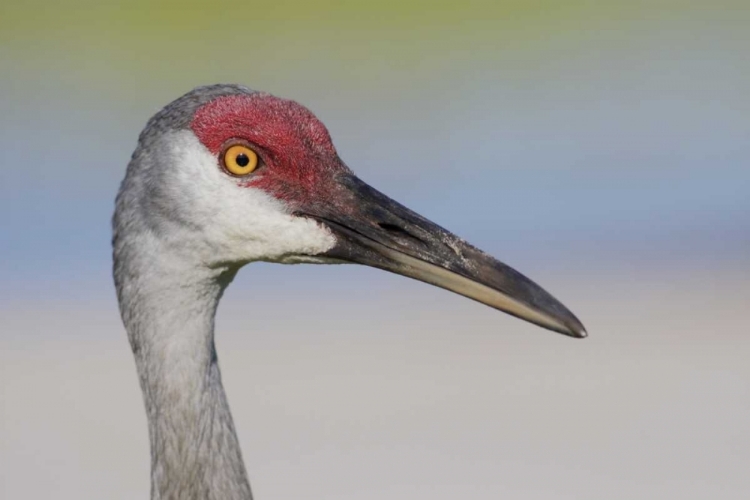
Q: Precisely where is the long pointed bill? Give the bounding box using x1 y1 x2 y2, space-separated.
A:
303 174 586 338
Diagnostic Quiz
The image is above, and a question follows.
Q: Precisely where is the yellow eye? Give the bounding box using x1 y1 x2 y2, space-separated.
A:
221 144 259 176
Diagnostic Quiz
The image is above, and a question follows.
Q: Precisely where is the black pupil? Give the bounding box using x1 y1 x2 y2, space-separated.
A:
235 153 250 167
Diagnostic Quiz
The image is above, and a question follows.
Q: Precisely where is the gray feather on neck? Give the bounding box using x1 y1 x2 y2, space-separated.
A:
113 84 257 500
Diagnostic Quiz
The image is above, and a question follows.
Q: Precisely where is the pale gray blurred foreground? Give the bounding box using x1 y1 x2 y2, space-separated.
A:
2 264 749 500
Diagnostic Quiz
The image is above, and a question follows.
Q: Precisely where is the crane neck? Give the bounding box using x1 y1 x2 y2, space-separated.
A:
114 246 253 500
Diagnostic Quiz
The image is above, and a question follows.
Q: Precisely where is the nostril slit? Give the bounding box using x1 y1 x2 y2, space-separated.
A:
377 222 410 236
377 222 426 246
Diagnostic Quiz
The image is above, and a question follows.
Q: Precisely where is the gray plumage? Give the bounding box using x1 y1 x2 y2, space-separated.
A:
114 85 258 500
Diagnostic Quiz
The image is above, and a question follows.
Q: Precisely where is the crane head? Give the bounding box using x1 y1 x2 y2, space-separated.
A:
118 84 586 338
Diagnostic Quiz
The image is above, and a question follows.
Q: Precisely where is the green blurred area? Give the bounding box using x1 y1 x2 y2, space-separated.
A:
3 0 747 98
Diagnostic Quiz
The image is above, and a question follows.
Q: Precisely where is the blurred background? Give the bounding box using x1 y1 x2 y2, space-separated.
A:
1 1 749 499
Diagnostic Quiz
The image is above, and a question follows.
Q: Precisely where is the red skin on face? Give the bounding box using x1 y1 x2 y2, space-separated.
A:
191 94 350 208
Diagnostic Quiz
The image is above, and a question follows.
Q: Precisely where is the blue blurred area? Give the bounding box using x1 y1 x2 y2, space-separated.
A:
1 37 748 302
0 3 748 305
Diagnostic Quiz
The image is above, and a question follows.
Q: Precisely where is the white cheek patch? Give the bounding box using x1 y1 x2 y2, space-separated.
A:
161 130 336 264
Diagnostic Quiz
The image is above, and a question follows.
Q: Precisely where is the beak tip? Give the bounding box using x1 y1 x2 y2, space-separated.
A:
565 321 588 339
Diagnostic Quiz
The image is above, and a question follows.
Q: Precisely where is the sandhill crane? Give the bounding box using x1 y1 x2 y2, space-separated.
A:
113 84 586 500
